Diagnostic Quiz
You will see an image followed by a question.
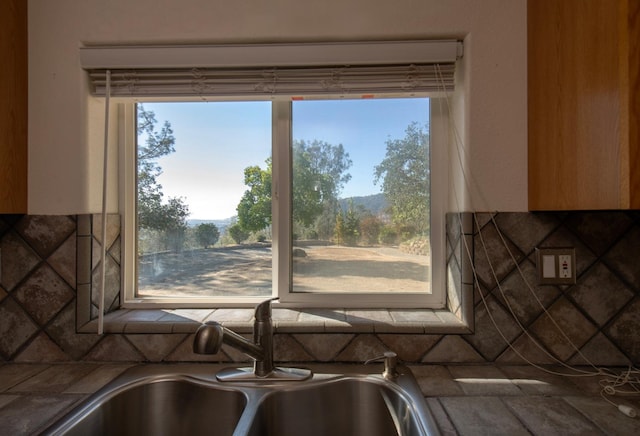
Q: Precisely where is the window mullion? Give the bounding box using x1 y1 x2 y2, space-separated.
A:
272 100 293 300
121 102 137 305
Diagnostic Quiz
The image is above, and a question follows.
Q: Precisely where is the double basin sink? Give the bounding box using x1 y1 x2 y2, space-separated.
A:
43 363 440 436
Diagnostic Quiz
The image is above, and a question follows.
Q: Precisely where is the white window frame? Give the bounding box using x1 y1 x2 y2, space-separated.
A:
273 98 447 308
119 95 448 309
96 40 459 310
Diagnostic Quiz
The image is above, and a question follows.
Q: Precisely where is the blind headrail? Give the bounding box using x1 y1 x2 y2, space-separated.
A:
80 40 462 69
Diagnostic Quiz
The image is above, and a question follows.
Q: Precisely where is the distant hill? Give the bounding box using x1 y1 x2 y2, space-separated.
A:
190 194 388 225
187 217 234 231
339 193 388 216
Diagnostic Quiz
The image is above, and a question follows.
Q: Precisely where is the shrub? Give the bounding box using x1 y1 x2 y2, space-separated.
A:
359 215 382 245
227 223 250 244
379 226 398 245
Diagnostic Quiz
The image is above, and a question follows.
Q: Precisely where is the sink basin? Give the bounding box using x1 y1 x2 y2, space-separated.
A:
43 364 440 436
245 378 426 436
44 376 247 436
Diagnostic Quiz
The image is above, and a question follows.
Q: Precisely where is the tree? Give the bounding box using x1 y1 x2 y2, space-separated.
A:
334 211 344 245
314 201 339 240
237 160 272 232
374 122 430 236
342 202 360 246
195 223 220 248
160 197 190 252
136 105 190 251
228 223 250 244
137 105 175 229
236 139 352 236
359 215 383 245
292 139 352 227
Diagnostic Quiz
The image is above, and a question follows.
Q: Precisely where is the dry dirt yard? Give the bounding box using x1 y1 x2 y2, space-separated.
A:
138 244 430 297
292 245 430 293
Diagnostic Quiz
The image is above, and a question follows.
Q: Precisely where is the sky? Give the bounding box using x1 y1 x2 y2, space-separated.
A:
142 98 429 220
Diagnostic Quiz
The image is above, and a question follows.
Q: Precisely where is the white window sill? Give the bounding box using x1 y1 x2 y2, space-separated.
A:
78 308 471 335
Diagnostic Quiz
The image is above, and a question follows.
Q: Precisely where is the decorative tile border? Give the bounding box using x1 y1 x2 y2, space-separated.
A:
1 212 639 365
79 212 472 335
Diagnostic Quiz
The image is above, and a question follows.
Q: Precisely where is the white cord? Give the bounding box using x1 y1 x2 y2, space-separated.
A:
433 64 638 416
98 70 111 335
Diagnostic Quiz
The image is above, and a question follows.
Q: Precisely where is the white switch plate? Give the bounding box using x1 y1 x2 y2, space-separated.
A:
536 248 576 285
542 254 556 278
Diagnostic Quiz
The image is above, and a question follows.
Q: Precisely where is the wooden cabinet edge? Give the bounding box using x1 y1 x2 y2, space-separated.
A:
628 0 640 208
0 0 28 213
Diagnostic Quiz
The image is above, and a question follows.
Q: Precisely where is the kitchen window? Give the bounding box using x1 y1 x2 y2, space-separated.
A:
83 41 460 309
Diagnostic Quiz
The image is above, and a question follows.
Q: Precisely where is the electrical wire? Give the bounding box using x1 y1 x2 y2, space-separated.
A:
433 63 639 417
98 70 111 335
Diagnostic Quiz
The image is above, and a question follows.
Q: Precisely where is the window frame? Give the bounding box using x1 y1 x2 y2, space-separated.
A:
119 95 448 309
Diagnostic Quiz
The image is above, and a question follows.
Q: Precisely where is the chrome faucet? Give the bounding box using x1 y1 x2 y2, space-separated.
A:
193 298 311 381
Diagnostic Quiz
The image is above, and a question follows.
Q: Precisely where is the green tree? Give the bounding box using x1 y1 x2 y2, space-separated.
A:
379 225 399 245
237 160 272 232
195 223 220 248
334 211 345 245
341 203 360 246
236 139 352 235
137 105 174 229
313 201 339 240
136 105 190 251
228 223 250 244
374 122 430 235
161 197 190 252
293 139 352 227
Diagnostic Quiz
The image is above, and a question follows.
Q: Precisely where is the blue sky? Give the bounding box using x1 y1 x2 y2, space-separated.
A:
143 98 428 220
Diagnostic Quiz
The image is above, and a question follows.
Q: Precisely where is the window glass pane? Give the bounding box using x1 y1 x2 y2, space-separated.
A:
291 98 431 293
136 102 272 298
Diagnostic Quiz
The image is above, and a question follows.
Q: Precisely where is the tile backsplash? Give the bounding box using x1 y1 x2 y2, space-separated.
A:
0 212 638 365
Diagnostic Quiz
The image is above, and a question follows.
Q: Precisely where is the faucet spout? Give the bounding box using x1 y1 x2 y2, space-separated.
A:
252 297 278 376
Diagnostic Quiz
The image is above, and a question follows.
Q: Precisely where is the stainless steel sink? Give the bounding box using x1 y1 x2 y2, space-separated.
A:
43 375 247 436
243 378 428 436
42 364 440 436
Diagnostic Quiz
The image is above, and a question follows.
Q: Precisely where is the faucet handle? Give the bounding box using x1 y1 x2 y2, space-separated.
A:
193 321 225 355
254 297 279 321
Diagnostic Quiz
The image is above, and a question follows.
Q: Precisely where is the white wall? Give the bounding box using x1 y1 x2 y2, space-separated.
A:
28 0 527 214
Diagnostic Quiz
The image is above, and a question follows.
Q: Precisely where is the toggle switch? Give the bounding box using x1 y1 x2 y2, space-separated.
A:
542 254 556 278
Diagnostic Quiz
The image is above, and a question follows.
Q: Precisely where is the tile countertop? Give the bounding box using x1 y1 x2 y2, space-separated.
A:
1 363 639 435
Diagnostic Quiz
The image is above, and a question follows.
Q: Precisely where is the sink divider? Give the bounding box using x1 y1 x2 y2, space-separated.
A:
230 388 268 436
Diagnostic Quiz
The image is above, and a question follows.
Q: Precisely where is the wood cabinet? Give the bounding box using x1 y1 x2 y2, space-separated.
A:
0 0 28 213
528 0 640 210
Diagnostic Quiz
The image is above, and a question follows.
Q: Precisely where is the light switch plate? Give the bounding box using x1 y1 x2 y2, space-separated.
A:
535 247 576 285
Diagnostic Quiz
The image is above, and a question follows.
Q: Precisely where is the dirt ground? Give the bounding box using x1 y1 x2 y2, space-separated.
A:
138 244 430 297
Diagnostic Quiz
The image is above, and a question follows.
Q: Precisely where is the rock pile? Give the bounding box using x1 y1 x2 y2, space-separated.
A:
400 238 430 256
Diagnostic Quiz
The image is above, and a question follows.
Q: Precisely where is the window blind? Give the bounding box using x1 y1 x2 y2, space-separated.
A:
81 40 461 98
